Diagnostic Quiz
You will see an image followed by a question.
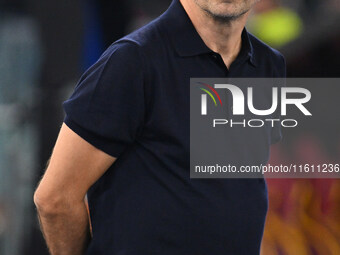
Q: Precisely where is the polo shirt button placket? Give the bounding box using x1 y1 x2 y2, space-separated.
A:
211 53 229 74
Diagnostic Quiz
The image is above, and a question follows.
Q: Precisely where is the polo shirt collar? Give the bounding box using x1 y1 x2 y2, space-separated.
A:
161 0 257 66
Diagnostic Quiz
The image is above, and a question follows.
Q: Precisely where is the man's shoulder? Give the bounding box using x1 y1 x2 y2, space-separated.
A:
93 17 167 73
108 17 167 57
248 32 285 63
248 32 286 76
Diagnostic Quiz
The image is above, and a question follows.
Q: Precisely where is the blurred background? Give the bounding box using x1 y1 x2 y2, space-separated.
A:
0 0 339 254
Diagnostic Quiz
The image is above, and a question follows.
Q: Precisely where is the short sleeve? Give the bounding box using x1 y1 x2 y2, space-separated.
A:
271 53 286 144
63 41 145 157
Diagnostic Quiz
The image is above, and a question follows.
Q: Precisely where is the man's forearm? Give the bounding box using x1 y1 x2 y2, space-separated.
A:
36 200 91 255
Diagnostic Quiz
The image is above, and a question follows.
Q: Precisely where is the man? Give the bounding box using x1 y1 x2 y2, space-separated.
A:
34 0 285 254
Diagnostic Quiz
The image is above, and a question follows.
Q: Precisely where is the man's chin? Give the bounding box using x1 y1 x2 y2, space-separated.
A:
207 1 254 20
207 9 249 21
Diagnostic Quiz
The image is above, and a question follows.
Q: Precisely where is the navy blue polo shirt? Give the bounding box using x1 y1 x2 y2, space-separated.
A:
63 0 285 254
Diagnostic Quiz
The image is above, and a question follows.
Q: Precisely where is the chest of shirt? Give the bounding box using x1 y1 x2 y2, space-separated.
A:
138 54 277 160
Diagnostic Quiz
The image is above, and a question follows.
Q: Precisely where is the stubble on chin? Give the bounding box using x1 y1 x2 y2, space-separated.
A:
194 0 258 23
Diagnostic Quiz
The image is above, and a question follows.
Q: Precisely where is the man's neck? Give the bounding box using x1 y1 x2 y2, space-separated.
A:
180 0 249 68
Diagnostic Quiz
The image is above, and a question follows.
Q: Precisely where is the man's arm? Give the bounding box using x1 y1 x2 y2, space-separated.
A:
34 123 116 255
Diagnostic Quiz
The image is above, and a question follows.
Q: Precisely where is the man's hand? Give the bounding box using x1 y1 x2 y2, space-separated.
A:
34 123 116 255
